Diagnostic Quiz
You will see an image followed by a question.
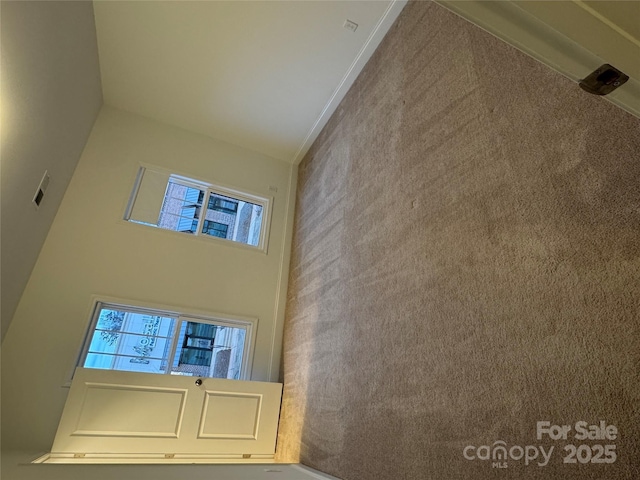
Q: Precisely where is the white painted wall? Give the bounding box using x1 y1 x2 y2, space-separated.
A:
1 452 339 480
1 107 296 453
0 0 103 340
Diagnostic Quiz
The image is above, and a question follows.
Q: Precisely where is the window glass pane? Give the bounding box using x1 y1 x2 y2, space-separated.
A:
203 192 263 246
85 353 166 374
83 308 176 375
87 333 118 354
157 181 204 234
202 220 228 238
118 312 175 337
171 321 246 379
84 353 116 370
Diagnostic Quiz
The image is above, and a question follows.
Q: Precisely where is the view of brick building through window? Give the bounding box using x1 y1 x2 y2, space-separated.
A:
125 169 268 248
158 180 263 246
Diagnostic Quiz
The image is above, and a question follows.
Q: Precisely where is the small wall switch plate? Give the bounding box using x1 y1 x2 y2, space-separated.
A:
344 19 358 32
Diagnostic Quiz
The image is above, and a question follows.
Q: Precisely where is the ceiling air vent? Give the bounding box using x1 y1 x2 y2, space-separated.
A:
33 171 51 208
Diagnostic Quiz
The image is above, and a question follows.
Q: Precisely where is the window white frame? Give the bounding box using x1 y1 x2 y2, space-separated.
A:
74 299 257 382
124 165 272 252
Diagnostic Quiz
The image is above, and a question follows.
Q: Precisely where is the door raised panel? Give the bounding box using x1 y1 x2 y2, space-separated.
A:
73 383 187 438
199 391 261 439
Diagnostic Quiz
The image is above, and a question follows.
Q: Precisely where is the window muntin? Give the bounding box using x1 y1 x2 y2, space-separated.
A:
79 302 253 380
125 167 269 250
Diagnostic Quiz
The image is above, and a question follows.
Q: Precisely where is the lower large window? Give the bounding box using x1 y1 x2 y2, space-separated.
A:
79 302 255 380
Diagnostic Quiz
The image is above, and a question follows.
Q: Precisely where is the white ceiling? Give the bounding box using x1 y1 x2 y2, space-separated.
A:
93 1 403 164
94 0 638 167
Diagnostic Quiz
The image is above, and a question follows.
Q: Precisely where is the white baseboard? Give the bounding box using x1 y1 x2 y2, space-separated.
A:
290 463 343 480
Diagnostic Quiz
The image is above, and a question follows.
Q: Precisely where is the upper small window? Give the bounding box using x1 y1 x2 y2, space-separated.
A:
125 167 269 249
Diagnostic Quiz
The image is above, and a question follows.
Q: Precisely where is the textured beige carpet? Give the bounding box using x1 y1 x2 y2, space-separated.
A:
276 2 640 479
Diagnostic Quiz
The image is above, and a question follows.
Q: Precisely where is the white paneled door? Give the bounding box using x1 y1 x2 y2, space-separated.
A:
51 368 282 459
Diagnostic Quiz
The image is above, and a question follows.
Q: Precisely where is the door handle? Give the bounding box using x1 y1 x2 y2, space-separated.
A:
195 378 203 386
